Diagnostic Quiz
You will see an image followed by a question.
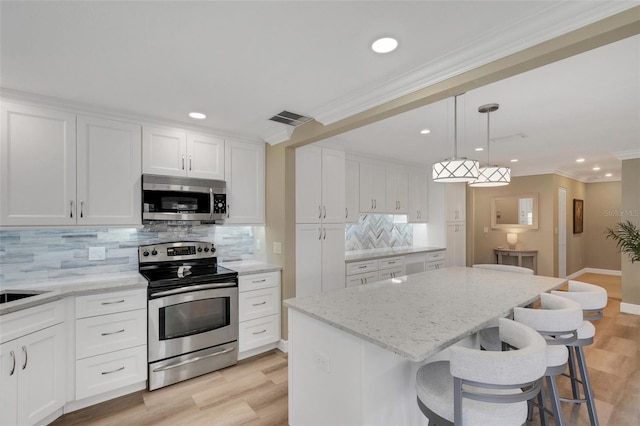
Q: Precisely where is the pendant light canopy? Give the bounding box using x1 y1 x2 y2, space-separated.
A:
469 103 510 187
432 95 479 183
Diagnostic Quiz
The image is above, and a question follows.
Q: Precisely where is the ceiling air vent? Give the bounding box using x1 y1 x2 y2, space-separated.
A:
269 111 313 127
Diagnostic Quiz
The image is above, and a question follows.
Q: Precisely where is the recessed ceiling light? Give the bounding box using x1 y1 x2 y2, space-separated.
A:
576 158 585 163
419 129 431 135
605 173 613 177
371 37 398 53
475 147 484 152
593 166 601 171
510 159 519 163
189 112 206 119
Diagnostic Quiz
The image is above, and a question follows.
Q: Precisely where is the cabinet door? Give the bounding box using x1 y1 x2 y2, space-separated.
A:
386 167 408 213
446 222 466 267
77 116 141 225
359 162 386 213
345 159 360 223
446 182 466 222
1 102 76 226
0 340 18 426
296 224 323 297
142 126 187 177
18 323 65 426
224 140 265 224
408 170 429 223
187 133 225 180
295 145 322 224
321 148 345 224
321 223 346 293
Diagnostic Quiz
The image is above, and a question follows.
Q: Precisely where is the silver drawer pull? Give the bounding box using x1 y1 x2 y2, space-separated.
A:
21 346 27 370
101 366 125 375
252 329 267 335
358 266 367 269
101 299 125 305
252 301 267 306
252 279 266 283
153 347 235 372
9 351 15 376
101 329 125 336
388 261 396 264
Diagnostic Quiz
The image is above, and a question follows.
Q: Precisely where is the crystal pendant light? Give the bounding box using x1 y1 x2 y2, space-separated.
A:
432 95 479 183
469 103 510 187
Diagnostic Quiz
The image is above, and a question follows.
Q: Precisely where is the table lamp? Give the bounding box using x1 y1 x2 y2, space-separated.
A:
507 233 517 250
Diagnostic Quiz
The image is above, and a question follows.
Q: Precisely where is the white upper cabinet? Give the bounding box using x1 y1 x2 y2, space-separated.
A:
1 102 77 226
224 139 265 224
359 162 386 213
142 126 187 177
295 145 345 224
1 103 141 226
408 169 429 223
446 182 466 222
143 127 224 179
77 116 141 225
385 167 408 213
345 159 359 224
186 132 225 180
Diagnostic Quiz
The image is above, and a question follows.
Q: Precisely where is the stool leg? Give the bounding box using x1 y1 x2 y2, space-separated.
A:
575 346 599 426
567 347 580 400
546 375 565 426
537 386 547 426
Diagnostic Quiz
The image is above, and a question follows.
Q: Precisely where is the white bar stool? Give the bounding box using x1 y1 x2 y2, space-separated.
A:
415 318 547 426
513 293 583 426
551 281 608 426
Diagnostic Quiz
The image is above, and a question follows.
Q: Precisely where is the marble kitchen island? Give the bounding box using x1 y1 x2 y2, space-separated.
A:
283 266 566 425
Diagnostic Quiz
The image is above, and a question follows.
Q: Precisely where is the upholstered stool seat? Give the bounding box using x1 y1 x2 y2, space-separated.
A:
415 318 547 426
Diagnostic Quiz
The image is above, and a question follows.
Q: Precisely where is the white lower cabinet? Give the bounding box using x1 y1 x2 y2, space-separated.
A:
296 224 346 297
238 271 281 358
346 271 379 287
426 250 447 270
74 289 147 401
346 250 446 284
446 222 466 267
0 302 66 426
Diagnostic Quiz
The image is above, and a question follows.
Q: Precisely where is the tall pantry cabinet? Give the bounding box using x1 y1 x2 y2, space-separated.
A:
445 182 466 267
295 145 346 297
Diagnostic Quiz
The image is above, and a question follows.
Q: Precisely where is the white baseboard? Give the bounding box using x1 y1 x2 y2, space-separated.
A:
277 339 289 353
620 302 640 316
567 268 621 279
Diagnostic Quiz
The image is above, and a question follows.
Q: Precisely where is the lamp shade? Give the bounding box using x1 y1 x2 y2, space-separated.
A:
507 233 517 248
432 158 479 182
469 165 511 187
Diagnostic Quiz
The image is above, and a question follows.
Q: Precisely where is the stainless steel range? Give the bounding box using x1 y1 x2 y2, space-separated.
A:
138 241 238 390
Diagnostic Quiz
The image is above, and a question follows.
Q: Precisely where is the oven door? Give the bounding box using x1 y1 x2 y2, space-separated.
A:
148 284 238 363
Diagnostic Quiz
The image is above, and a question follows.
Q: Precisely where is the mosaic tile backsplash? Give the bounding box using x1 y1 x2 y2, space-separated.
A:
345 214 413 251
0 224 256 287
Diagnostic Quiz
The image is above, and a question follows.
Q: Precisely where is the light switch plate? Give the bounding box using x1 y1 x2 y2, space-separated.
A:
88 246 106 261
273 242 282 254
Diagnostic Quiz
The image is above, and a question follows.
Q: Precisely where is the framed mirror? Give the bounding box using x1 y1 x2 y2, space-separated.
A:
491 193 539 230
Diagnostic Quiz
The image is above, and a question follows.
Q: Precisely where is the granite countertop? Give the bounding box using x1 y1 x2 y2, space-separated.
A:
0 272 147 316
220 260 282 275
345 246 445 263
284 266 566 362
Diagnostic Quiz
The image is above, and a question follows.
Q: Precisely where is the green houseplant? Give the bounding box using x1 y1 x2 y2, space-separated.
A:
606 220 640 263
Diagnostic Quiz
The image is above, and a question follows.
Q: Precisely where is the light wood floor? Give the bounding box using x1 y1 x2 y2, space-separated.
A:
53 273 637 426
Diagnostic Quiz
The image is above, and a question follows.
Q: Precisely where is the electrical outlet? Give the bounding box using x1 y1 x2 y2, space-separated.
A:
273 242 282 254
313 350 331 373
88 246 106 261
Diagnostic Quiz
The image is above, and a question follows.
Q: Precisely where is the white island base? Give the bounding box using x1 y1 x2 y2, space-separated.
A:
288 309 476 425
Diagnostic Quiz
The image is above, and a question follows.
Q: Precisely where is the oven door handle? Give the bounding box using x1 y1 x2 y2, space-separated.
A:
150 282 235 298
152 346 236 372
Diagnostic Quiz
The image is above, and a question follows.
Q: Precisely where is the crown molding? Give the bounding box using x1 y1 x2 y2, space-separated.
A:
263 127 295 145
0 87 263 144
614 149 640 160
262 1 636 146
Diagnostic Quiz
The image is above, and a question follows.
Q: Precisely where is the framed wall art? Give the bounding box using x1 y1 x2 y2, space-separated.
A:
573 199 584 234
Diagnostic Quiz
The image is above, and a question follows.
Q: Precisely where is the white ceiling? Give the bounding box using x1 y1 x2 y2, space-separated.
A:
1 1 638 182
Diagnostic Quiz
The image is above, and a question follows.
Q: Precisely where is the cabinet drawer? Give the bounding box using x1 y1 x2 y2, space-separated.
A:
75 289 147 318
426 261 446 271
239 315 280 353
346 272 379 287
426 251 446 262
378 257 404 270
238 271 280 292
378 268 405 280
239 287 279 322
76 309 147 359
76 345 147 400
346 260 378 276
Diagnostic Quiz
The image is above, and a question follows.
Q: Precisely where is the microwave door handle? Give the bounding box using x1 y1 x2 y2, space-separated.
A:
210 188 214 219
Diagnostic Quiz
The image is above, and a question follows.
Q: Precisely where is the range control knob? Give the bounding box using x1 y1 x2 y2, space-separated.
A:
211 245 216 254
151 249 158 256
204 247 209 252
142 251 150 257
197 247 203 253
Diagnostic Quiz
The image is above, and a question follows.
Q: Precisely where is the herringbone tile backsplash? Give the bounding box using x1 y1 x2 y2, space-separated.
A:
345 214 413 251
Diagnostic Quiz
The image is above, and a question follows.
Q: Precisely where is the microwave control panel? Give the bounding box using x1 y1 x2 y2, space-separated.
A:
213 194 227 214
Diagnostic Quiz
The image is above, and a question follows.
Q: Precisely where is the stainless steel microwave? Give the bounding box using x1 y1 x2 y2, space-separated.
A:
142 174 226 222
